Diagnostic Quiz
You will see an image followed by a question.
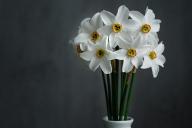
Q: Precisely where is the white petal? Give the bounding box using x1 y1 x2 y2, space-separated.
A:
80 18 90 26
90 12 103 29
141 56 153 69
129 11 144 23
131 56 143 68
115 49 127 55
152 19 161 24
86 42 95 51
145 8 155 21
115 5 129 23
136 47 149 56
145 32 159 44
123 19 140 31
97 25 112 35
117 34 129 49
80 43 87 51
159 55 166 64
74 33 89 43
80 51 93 61
132 36 142 48
115 49 127 60
107 51 120 60
118 32 131 42
100 58 112 74
152 32 159 43
122 58 133 73
100 10 115 25
155 42 164 55
155 55 166 67
79 18 91 33
109 33 117 48
96 37 108 49
105 36 113 50
89 58 100 71
81 20 95 33
151 23 160 32
117 32 134 46
152 64 159 78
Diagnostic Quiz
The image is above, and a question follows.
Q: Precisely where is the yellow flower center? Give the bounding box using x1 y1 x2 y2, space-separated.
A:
127 48 137 57
141 24 151 33
149 51 157 60
112 23 122 33
96 49 106 58
90 31 100 42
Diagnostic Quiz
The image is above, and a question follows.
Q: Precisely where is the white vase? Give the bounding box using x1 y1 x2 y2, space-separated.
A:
103 116 134 128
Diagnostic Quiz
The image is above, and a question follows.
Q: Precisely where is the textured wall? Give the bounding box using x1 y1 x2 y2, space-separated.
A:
0 0 191 128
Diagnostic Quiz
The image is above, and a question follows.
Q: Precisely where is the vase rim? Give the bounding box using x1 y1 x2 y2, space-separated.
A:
103 116 134 124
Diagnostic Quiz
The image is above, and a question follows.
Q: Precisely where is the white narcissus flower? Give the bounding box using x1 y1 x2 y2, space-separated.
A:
129 7 161 45
73 5 165 77
98 5 132 48
80 38 118 74
115 35 145 73
141 42 166 78
74 12 105 51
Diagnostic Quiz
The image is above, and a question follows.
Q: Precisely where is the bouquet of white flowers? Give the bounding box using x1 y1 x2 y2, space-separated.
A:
72 5 166 121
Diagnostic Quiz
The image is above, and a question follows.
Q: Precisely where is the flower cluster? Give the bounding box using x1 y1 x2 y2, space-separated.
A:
73 5 166 78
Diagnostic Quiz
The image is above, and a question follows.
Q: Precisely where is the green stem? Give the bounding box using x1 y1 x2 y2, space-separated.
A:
121 72 125 97
115 47 120 121
124 72 135 120
112 71 118 120
101 70 109 118
116 60 120 120
106 74 112 120
119 72 131 120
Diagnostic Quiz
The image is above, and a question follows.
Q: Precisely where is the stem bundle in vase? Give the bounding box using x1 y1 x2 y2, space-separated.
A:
101 63 136 121
72 5 166 121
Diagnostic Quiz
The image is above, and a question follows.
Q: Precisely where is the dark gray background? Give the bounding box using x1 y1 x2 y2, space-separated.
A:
0 0 191 128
